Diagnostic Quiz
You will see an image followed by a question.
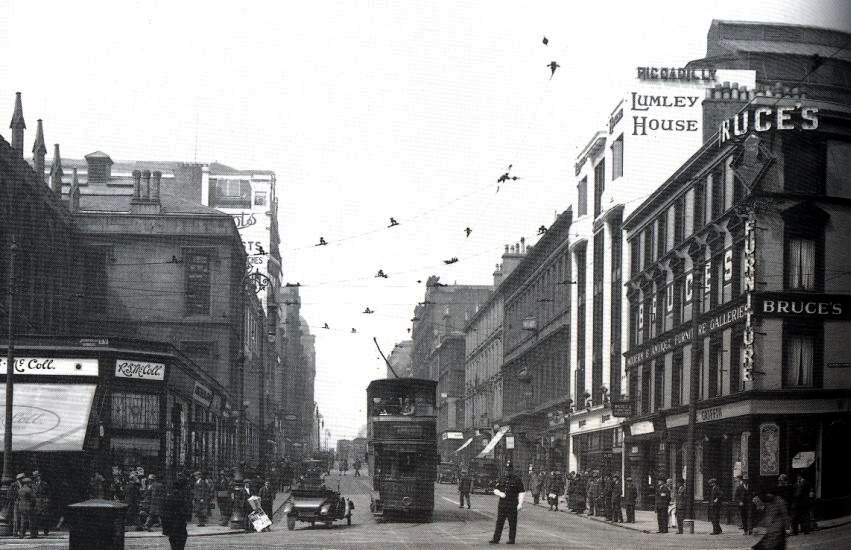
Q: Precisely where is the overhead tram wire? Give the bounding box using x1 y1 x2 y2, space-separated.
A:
284 36 572 257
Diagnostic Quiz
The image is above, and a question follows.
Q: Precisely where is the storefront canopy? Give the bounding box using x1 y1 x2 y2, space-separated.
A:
477 426 510 458
454 437 474 453
0 383 96 451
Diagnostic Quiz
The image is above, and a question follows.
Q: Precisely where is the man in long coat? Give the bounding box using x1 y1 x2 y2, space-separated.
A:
623 476 637 523
193 471 213 527
735 474 755 535
708 478 723 535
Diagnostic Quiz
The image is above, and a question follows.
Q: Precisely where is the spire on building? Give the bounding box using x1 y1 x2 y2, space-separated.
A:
50 143 63 194
32 119 47 183
9 92 26 156
69 167 80 212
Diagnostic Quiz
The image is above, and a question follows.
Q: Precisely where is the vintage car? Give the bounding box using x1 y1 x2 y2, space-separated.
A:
283 461 353 530
436 463 457 484
470 459 498 494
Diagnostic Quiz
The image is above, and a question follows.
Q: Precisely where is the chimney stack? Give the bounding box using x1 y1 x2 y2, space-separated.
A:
69 168 80 212
493 263 504 288
9 92 26 157
132 170 142 198
151 170 161 201
142 170 151 199
49 144 63 194
32 119 47 184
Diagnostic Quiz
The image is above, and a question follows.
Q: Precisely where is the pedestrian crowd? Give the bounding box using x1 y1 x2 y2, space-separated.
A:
7 470 51 539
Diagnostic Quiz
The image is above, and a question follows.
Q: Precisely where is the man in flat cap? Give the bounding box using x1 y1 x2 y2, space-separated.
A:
193 471 212 527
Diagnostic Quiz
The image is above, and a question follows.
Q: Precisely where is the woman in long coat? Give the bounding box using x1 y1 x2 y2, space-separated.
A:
753 491 790 550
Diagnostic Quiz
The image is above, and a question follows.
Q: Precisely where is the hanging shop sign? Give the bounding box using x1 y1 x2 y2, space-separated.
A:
791 451 815 469
115 360 165 381
611 400 634 418
0 357 98 377
548 410 566 428
755 292 851 319
718 104 819 146
192 381 213 407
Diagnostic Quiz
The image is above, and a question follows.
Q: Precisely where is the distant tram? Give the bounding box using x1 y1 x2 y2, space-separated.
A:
366 378 438 520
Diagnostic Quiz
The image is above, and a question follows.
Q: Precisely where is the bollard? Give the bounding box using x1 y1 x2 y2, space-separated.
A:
682 518 694 534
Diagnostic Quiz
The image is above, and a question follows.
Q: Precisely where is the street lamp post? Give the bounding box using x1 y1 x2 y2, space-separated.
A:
0 240 17 536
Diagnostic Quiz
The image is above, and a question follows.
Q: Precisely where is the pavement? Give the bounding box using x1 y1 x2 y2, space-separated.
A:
524 494 851 537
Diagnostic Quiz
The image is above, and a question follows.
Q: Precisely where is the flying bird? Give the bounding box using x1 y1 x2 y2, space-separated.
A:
363 307 374 314
542 36 549 46
375 269 389 279
548 61 560 79
538 225 548 235
443 257 459 265
255 244 266 255
464 227 472 237
322 323 330 329
316 237 328 246
351 328 358 334
416 279 423 284
388 217 399 227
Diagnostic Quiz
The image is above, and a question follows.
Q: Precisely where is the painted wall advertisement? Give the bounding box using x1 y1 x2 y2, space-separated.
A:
0 383 96 451
616 66 756 192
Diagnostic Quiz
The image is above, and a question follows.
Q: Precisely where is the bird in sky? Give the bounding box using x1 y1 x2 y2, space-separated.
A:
255 244 266 255
411 316 421 322
496 164 520 192
538 225 548 235
407 328 411 333
363 307 374 314
548 61 560 79
388 217 399 227
375 269 388 278
316 237 328 246
542 36 549 46
444 257 459 265
351 328 358 334
322 323 330 329
464 227 472 238
416 279 423 284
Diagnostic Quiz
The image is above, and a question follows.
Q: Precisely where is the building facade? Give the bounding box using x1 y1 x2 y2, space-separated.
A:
623 94 851 518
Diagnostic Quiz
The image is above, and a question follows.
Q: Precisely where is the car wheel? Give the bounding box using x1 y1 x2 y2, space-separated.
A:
287 516 296 531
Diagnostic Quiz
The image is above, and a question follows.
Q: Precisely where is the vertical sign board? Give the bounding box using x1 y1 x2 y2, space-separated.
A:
742 215 756 382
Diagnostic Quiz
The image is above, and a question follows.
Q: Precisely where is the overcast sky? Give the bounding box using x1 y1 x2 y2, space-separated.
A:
2 0 849 444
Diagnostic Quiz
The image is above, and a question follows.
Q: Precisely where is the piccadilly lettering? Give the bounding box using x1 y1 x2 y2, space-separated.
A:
115 360 165 381
718 104 819 145
636 67 717 81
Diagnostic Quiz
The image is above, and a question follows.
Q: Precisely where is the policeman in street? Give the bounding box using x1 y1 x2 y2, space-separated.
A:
489 460 525 545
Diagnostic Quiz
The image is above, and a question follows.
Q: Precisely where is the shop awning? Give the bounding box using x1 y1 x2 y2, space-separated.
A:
454 437 474 453
0 383 96 451
477 426 510 458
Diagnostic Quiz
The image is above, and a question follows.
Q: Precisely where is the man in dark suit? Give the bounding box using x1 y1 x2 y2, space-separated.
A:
708 478 723 534
489 460 525 545
734 474 755 535
792 473 813 535
655 479 671 533
623 477 637 523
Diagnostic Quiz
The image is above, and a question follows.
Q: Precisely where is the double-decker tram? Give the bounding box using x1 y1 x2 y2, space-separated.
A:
366 378 438 520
